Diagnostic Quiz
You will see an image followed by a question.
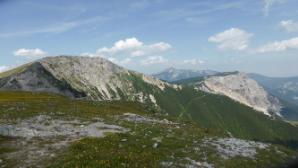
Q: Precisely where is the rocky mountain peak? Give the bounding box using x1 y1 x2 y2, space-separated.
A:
0 56 177 105
199 72 282 116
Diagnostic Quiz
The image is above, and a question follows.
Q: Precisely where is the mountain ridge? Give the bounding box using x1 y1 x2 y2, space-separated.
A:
0 56 179 104
153 68 297 120
249 73 298 106
1 56 298 145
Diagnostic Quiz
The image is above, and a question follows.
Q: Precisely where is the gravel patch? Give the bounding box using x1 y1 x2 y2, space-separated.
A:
117 113 178 125
0 115 128 139
0 115 129 168
204 138 269 159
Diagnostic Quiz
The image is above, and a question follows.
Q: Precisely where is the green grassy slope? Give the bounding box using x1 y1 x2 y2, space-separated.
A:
0 63 32 78
2 66 298 148
1 64 298 148
163 74 298 145
0 91 146 121
0 91 296 168
153 86 298 147
120 74 298 146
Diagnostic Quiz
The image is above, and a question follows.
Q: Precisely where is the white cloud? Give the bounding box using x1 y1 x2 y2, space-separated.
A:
262 0 285 17
14 48 48 58
279 20 298 33
114 38 143 51
96 37 172 57
141 56 167 66
81 38 171 67
183 59 204 65
96 37 143 55
147 42 172 52
0 66 10 72
257 37 298 53
131 50 146 57
120 57 132 64
208 28 253 51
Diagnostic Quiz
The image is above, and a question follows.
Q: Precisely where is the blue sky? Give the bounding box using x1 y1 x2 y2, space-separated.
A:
1 0 298 76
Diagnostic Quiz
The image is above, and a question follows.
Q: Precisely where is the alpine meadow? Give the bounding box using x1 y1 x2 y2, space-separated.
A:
1 0 298 168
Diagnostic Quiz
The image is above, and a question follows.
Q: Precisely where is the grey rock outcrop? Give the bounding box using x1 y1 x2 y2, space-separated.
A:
199 72 282 116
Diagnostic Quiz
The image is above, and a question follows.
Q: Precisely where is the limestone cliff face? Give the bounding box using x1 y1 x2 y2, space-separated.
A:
199 72 282 116
39 56 130 100
0 56 178 103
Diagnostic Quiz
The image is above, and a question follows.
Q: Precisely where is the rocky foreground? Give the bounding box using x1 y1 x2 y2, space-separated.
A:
0 91 296 168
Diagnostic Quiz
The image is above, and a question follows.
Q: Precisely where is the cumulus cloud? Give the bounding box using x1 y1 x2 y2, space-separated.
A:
14 48 48 58
208 28 253 51
98 37 143 54
0 66 9 72
279 20 298 33
147 42 172 52
183 59 204 65
96 37 172 57
131 50 146 57
141 56 167 66
80 38 171 67
257 37 298 53
262 0 285 17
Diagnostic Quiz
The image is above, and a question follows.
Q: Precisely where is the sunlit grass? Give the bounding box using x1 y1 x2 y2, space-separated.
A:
0 91 297 168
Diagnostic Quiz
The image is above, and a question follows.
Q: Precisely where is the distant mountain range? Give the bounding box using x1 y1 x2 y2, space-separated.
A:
249 74 298 106
1 56 298 145
152 67 218 82
249 74 298 120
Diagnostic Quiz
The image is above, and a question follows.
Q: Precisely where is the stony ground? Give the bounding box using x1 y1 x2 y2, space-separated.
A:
1 112 296 168
0 91 297 168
